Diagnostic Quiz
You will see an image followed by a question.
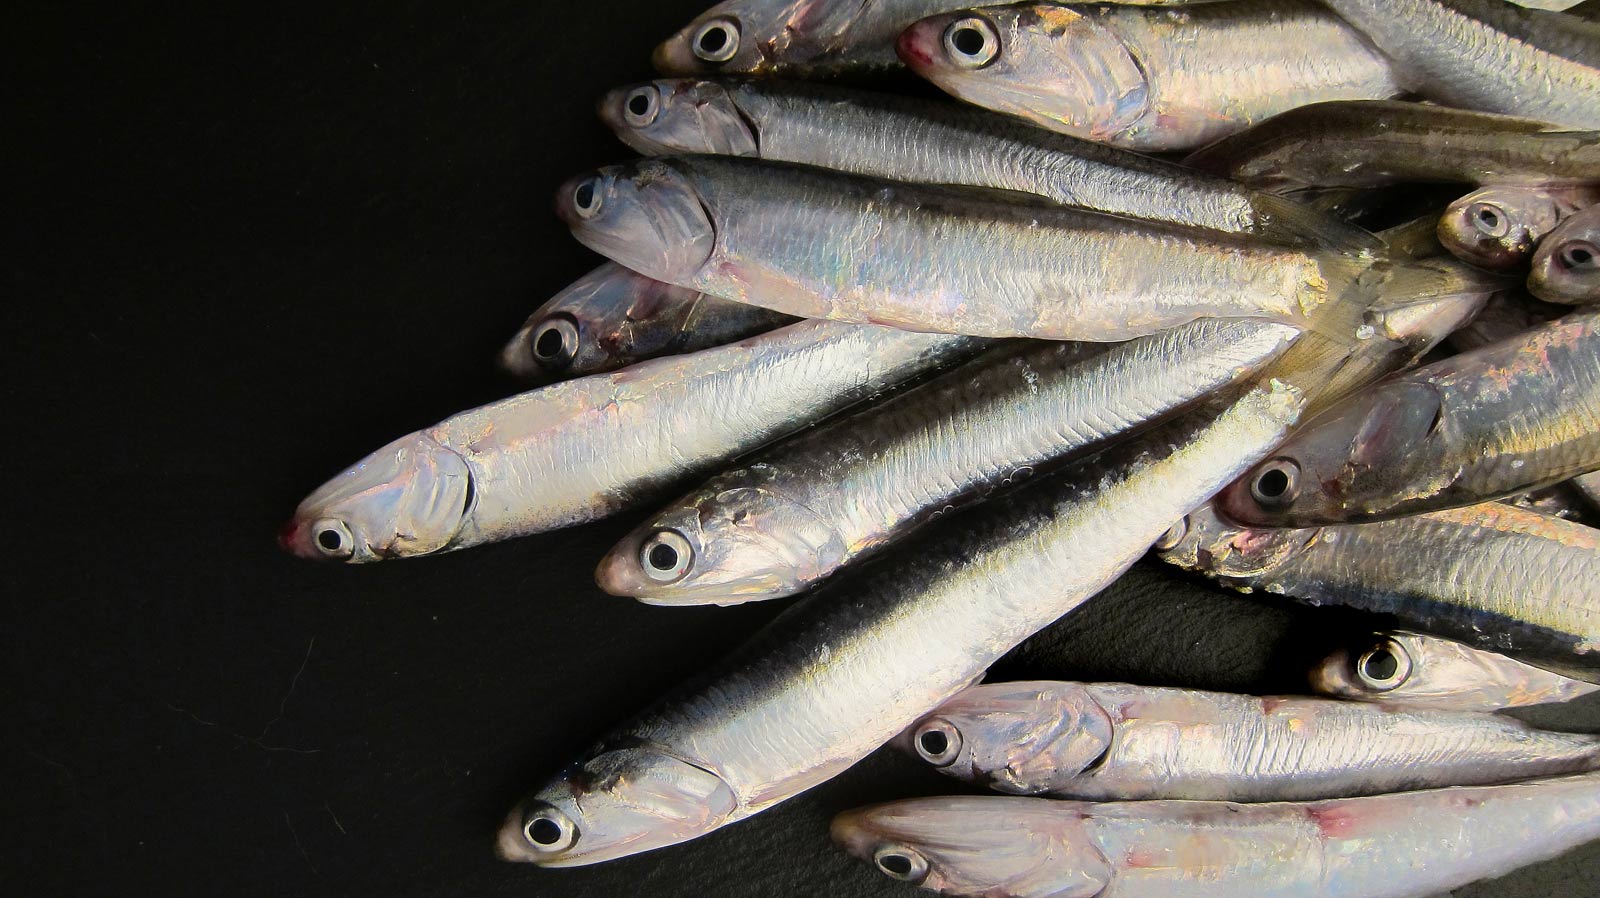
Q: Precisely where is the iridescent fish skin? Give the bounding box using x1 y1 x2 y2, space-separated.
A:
497 383 1304 866
1531 203 1600 304
598 77 1370 245
1313 631 1600 711
1440 185 1600 272
901 680 1600 800
281 321 977 562
499 263 795 383
1186 100 1600 193
1217 311 1600 526
832 774 1600 898
896 1 1401 152
1160 502 1600 682
598 319 1298 604
1316 0 1600 129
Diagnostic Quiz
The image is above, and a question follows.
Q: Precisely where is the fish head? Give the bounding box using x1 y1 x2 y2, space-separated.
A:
595 479 840 604
500 266 700 381
1437 187 1553 271
1529 205 1600 305
653 1 796 75
280 432 474 562
1214 380 1449 527
499 742 739 866
556 161 716 286
1311 632 1416 700
904 682 1114 795
899 5 1150 147
832 797 1113 898
599 79 759 157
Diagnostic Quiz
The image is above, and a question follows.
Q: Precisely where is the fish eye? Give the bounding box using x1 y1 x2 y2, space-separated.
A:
943 17 1000 69
1467 202 1510 239
913 719 963 767
1249 458 1300 508
521 803 579 853
1557 240 1600 271
873 846 929 883
692 17 740 64
639 529 694 583
311 518 353 559
530 315 579 370
624 85 661 128
1355 638 1412 692
572 177 603 219
1153 515 1189 551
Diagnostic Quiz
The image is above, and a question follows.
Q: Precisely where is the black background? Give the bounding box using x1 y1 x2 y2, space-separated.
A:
8 4 1600 896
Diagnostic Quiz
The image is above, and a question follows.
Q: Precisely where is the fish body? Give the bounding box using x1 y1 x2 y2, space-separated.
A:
1313 630 1600 710
1530 202 1600 303
1440 185 1600 271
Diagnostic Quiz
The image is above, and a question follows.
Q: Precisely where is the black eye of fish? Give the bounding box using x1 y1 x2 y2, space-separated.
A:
640 529 694 583
879 854 914 877
951 26 986 56
692 18 740 63
1257 469 1290 497
1362 648 1399 681
649 543 678 571
528 817 563 845
574 180 597 211
919 730 949 756
1559 242 1598 270
317 529 343 551
629 94 651 117
1249 458 1300 508
535 328 565 359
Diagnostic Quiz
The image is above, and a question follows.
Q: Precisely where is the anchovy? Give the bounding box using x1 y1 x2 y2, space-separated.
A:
831 773 1600 898
901 680 1600 800
280 321 977 562
897 1 1402 152
1313 631 1600 711
499 263 796 382
598 78 1373 247
1158 502 1600 681
1315 0 1600 129
598 319 1298 604
1440 185 1600 271
1185 100 1600 192
496 382 1304 866
1530 202 1600 304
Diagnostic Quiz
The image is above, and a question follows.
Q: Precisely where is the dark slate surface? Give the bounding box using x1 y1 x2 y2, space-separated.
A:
8 3 1598 896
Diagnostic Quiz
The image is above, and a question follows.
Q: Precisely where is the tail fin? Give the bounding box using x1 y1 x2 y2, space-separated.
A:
1250 192 1384 255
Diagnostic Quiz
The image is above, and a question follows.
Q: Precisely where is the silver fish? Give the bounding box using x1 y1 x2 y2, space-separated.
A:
1531 202 1600 304
597 319 1298 604
832 773 1600 898
1441 185 1600 272
1159 502 1600 682
280 321 976 562
1316 0 1600 129
896 1 1402 152
496 381 1305 865
499 263 795 383
1313 631 1600 711
597 78 1373 247
902 680 1600 800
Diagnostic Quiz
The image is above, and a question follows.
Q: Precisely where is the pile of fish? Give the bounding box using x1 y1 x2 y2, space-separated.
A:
280 0 1600 894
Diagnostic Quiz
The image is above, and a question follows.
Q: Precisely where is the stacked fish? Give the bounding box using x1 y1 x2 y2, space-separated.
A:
279 0 1600 895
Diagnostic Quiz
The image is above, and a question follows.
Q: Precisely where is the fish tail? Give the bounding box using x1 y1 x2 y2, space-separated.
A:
1250 192 1386 254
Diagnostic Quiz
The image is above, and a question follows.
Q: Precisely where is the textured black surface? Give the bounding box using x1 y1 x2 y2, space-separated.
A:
7 4 1599 897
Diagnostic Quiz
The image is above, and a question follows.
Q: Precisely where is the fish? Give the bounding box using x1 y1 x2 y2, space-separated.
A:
831 772 1600 898
597 318 1298 605
1530 202 1600 304
279 320 978 562
900 680 1600 800
1216 310 1600 526
1446 289 1568 353
1313 631 1600 711
1315 0 1600 129
895 1 1402 152
1185 100 1600 193
1158 502 1600 681
555 155 1494 344
1440 185 1600 272
498 263 796 383
653 0 975 80
496 381 1305 866
596 77 1374 248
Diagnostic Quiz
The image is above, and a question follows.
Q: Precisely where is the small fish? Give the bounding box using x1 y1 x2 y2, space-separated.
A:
1313 631 1600 711
499 263 795 383
1440 185 1600 271
1530 203 1600 304
896 1 1402 151
832 773 1600 898
901 680 1600 800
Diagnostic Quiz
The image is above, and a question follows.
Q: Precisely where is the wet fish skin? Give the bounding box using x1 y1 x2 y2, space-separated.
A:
597 319 1298 604
497 382 1304 866
1185 100 1600 193
280 320 977 562
1530 202 1600 304
1160 502 1600 681
1440 185 1600 272
1217 310 1600 526
831 773 1600 898
1313 631 1600 711
499 263 796 383
896 1 1402 152
902 680 1600 800
1317 0 1600 129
